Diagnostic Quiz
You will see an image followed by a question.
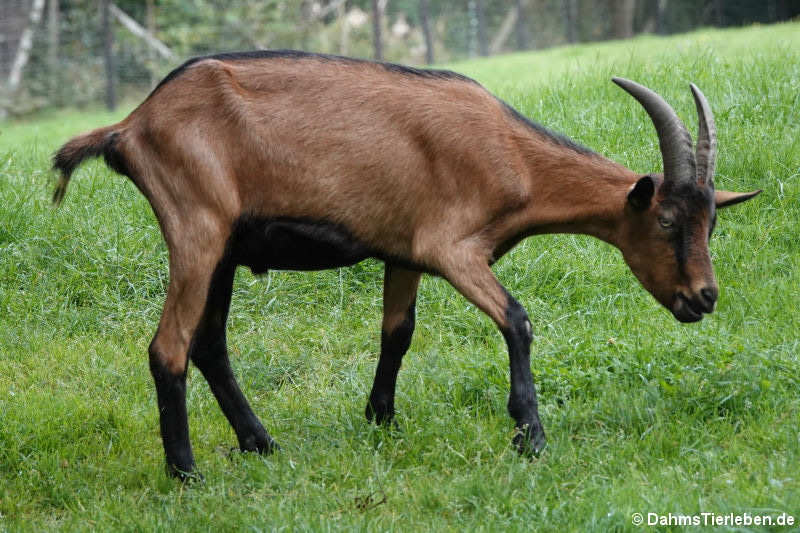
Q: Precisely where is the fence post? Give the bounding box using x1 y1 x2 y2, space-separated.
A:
372 0 383 61
515 0 528 50
102 0 116 111
6 0 47 94
146 0 156 88
476 0 488 56
419 0 434 64
48 0 60 101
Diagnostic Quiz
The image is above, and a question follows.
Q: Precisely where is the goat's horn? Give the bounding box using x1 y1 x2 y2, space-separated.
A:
690 83 717 188
612 77 696 189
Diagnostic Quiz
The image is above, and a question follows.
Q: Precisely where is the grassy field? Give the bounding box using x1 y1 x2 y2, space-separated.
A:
1 22 798 531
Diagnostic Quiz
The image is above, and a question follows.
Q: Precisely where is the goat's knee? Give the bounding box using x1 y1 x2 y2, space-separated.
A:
501 295 533 347
149 331 189 379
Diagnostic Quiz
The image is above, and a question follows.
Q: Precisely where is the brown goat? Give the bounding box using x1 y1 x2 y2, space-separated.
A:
53 51 760 479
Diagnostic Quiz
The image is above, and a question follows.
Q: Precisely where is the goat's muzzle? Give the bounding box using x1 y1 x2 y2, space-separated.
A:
672 286 718 323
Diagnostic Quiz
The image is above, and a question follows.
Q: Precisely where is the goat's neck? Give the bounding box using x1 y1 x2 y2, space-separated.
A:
492 138 640 257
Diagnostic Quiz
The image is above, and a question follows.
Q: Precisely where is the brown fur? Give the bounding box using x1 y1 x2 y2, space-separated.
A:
53 53 760 475
57 56 646 330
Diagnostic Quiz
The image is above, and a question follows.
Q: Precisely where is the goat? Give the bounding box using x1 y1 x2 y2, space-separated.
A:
53 50 760 479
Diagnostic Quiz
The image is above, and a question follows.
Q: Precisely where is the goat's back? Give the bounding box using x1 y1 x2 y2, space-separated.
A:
125 53 527 261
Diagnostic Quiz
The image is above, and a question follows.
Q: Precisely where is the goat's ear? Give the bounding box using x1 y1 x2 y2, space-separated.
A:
627 175 655 211
715 189 762 209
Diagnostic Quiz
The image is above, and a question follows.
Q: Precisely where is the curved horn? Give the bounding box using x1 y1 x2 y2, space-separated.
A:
612 77 696 189
690 83 717 188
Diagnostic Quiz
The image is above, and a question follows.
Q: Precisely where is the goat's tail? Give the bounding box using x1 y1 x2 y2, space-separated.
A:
52 124 125 206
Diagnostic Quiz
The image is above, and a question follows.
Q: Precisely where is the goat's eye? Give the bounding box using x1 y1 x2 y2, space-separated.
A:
658 217 673 229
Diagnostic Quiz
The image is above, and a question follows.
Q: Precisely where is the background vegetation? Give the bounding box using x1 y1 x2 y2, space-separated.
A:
1 0 799 115
0 21 798 532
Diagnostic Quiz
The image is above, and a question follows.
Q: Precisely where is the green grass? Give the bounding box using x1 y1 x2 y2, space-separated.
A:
1 22 799 531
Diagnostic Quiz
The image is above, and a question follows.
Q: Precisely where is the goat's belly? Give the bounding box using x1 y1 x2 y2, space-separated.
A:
229 216 373 272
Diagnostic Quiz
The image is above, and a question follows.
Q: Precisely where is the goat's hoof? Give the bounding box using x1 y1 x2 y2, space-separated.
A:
512 424 547 458
258 438 280 455
166 464 204 484
240 434 280 455
365 402 395 426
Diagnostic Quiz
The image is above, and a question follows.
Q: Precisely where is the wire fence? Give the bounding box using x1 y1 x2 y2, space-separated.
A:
1 0 797 117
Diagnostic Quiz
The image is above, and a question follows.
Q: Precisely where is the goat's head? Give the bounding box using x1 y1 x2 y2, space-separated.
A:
612 78 760 323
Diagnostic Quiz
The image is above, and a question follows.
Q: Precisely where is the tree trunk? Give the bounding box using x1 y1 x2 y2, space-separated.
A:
7 0 47 93
564 0 577 43
102 0 116 111
515 0 528 50
476 0 488 56
300 0 312 51
372 0 383 61
338 0 349 56
468 1 477 57
468 0 488 57
48 0 60 98
776 0 790 20
655 0 668 34
419 0 434 64
490 0 531 54
146 0 156 88
713 0 723 26
109 3 173 60
612 0 635 39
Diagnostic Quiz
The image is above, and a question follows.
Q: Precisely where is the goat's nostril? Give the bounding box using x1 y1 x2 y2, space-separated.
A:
700 287 718 307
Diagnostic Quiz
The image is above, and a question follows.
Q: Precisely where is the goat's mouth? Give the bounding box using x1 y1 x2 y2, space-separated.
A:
672 293 706 323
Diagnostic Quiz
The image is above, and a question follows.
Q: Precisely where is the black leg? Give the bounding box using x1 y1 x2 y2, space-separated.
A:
438 257 546 456
149 340 197 480
366 265 421 424
366 304 416 423
148 248 227 480
501 293 546 455
190 261 277 454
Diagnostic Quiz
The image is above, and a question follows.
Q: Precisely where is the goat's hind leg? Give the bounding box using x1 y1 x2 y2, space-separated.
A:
149 236 274 480
149 246 223 480
189 259 277 455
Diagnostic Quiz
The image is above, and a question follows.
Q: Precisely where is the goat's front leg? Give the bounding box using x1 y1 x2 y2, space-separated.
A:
366 264 421 424
439 256 546 456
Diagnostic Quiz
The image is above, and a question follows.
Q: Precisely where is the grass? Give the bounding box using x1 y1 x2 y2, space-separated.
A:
1 22 799 531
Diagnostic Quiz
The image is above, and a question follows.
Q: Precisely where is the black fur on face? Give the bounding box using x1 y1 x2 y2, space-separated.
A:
658 182 715 271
